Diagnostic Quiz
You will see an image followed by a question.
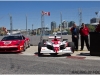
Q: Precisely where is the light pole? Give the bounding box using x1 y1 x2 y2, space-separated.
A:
60 12 62 34
45 24 48 34
67 21 69 29
79 8 82 28
9 14 13 34
32 24 33 30
26 15 27 35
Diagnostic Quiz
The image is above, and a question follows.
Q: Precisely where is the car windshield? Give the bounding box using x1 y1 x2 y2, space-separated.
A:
62 32 68 35
1 36 22 41
57 33 61 35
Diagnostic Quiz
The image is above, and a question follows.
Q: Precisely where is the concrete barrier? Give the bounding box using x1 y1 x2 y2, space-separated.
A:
23 35 89 46
0 35 89 46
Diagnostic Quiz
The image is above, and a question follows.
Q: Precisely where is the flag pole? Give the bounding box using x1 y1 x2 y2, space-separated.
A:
60 12 62 36
40 11 42 42
40 11 44 42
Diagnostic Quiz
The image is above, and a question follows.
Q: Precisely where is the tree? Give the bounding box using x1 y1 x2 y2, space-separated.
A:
66 29 71 34
88 25 95 32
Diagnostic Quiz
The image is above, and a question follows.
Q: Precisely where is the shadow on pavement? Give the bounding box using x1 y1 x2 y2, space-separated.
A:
34 52 71 57
0 52 22 54
67 56 86 59
77 53 90 56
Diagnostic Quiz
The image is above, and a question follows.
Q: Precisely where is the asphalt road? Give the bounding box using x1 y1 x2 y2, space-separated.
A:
0 54 100 74
0 46 100 74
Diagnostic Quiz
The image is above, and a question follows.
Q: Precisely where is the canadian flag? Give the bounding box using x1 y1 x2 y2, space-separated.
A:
42 11 50 16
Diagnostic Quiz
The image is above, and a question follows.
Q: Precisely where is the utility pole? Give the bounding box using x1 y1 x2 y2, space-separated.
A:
26 15 27 35
60 12 62 34
79 8 82 28
41 12 44 35
40 11 44 41
9 14 13 34
67 21 68 29
43 15 45 35
45 24 48 34
32 24 33 35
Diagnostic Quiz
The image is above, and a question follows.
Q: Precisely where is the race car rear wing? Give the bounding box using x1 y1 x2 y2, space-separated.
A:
48 36 61 39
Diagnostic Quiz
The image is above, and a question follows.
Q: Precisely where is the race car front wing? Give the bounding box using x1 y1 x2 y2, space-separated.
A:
40 47 73 54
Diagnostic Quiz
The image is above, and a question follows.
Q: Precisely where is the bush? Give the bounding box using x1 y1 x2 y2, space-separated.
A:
87 25 95 32
66 29 71 34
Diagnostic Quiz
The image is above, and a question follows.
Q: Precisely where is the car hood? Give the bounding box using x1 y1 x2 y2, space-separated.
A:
0 40 21 46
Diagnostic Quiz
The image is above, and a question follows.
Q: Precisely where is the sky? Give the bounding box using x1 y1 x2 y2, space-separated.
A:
0 1 100 30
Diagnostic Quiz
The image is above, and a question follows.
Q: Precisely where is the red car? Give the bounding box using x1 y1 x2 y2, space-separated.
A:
0 34 30 52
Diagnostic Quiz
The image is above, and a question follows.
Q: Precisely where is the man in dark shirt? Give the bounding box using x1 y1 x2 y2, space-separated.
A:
70 23 79 51
79 23 90 51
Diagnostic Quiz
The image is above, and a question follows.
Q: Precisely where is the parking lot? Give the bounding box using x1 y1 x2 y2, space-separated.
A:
18 46 100 60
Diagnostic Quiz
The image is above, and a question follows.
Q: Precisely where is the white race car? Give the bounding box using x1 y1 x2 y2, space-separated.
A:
38 35 75 56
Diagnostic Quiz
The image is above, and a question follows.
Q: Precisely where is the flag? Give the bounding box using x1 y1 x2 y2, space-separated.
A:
42 11 50 16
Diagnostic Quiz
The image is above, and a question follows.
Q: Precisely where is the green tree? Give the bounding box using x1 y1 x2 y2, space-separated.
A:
66 29 71 34
88 25 95 32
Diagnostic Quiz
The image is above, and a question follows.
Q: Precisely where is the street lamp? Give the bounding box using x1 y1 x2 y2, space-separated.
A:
32 24 33 30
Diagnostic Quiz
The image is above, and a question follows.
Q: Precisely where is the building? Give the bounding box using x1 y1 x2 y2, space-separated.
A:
68 21 75 27
51 21 56 33
37 28 41 35
90 18 100 25
62 20 68 28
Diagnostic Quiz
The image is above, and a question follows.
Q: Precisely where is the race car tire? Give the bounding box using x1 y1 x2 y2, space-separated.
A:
68 42 75 53
38 40 47 57
42 39 48 43
38 43 41 56
38 42 43 57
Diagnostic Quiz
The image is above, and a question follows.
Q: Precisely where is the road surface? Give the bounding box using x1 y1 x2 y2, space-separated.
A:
0 46 100 74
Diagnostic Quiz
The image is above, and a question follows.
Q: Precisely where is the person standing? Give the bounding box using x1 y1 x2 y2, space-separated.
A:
70 23 79 51
79 23 90 51
95 20 100 32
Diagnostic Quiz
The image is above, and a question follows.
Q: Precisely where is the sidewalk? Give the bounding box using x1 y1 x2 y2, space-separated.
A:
24 46 89 56
24 46 100 60
71 46 89 56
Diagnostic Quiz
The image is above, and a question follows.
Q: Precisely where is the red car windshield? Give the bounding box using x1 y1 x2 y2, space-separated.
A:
1 36 23 41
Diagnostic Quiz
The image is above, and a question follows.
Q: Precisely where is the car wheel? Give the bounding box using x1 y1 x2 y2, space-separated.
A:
68 42 75 53
38 40 47 57
28 42 30 48
23 43 26 52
